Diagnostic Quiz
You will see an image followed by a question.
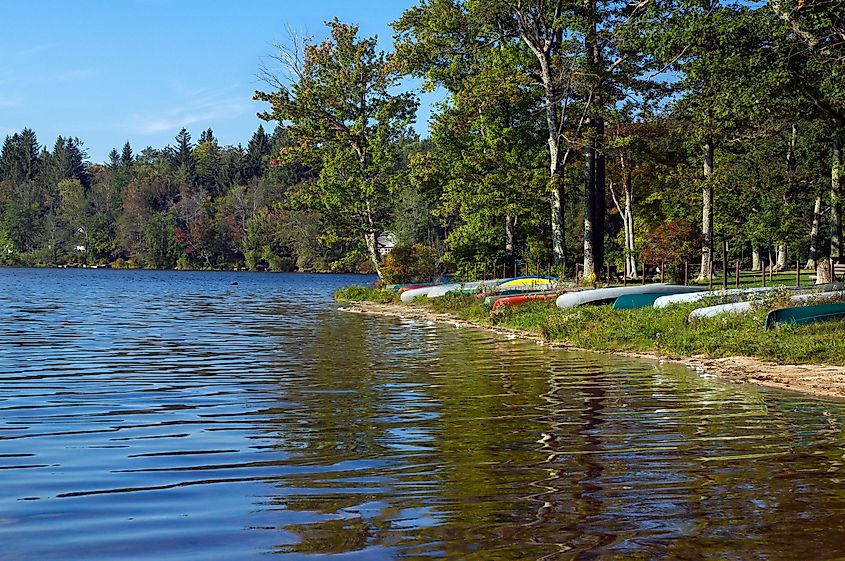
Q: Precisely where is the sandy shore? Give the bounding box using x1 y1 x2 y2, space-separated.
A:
339 301 845 401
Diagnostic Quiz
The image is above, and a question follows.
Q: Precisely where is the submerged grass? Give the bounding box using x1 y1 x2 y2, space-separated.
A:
337 286 845 365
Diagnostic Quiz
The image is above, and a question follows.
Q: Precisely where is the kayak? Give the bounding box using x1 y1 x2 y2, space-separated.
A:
765 301 845 330
484 289 559 305
493 292 558 310
689 289 845 321
557 284 705 309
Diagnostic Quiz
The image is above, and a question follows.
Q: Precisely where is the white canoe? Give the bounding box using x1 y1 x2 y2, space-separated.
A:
688 288 845 320
403 277 545 302
654 283 844 309
400 285 437 302
556 284 705 309
426 279 505 298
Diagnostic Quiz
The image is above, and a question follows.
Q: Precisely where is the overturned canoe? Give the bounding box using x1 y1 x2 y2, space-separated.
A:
425 279 504 299
765 301 845 329
653 283 844 309
690 289 845 321
400 285 439 302
492 292 559 310
496 276 558 288
557 284 705 309
614 290 706 310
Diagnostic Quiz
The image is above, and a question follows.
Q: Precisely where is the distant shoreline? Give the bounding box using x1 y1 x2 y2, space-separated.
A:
339 300 845 402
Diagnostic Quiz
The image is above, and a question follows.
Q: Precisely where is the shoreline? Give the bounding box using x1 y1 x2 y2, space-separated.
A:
339 301 845 402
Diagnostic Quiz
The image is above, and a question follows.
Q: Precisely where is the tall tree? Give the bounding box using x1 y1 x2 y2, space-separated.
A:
256 19 418 277
245 124 272 180
173 128 195 181
121 142 134 168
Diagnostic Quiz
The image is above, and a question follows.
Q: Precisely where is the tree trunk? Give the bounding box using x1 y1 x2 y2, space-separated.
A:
623 168 636 278
582 0 601 279
609 161 636 279
550 174 565 267
698 140 714 280
583 128 596 278
505 214 515 258
364 229 381 279
832 138 843 260
776 243 787 270
593 115 606 275
538 52 566 267
807 194 822 269
364 203 381 279
752 243 761 271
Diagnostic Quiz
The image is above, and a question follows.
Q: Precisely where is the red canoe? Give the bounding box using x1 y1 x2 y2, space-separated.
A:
492 292 558 310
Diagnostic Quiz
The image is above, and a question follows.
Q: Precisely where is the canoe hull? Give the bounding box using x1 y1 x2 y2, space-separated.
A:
492 293 558 310
557 285 704 309
765 302 845 329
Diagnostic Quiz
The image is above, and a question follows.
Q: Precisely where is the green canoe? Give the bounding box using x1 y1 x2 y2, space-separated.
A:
764 302 845 330
613 291 697 310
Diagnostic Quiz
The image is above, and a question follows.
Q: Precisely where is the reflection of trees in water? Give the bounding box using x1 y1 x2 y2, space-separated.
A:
253 313 845 560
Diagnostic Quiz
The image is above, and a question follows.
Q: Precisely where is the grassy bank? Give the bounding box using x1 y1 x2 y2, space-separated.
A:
335 286 845 365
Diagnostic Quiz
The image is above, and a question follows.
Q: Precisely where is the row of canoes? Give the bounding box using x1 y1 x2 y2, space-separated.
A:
387 277 845 328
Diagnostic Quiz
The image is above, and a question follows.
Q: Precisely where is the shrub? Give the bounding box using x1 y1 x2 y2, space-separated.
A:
379 244 438 284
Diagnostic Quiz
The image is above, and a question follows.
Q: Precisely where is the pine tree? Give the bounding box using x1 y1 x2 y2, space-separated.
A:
198 128 215 145
108 148 121 168
121 142 134 167
245 124 271 180
173 128 195 180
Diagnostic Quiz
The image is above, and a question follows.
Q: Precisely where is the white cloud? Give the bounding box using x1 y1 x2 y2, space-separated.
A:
127 87 250 135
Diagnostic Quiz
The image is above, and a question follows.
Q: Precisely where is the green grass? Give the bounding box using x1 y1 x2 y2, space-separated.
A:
336 286 845 365
334 285 399 303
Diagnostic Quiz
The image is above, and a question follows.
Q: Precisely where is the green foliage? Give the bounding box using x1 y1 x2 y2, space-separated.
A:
379 244 439 284
255 19 418 277
334 285 398 303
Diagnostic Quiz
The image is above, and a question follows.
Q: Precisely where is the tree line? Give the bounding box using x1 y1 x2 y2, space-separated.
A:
2 0 843 280
0 123 421 270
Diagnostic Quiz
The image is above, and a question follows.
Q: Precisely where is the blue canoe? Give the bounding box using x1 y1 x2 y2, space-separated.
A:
764 301 845 330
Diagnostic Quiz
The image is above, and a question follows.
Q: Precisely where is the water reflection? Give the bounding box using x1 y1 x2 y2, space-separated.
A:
1 268 845 560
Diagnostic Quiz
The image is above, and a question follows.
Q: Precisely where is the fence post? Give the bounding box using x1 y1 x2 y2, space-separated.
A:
661 262 665 283
762 262 766 288
684 261 689 286
642 261 646 285
722 240 728 290
623 261 627 286
796 260 800 287
735 261 740 289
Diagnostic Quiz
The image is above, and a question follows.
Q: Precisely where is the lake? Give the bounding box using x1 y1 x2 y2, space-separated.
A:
1 268 845 560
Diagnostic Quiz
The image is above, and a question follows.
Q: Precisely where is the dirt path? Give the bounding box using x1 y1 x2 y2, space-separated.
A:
339 301 845 401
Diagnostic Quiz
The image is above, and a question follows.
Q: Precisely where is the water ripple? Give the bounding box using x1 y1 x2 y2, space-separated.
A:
2 269 845 560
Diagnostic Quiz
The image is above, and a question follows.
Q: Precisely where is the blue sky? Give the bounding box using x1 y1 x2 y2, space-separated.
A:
0 0 438 162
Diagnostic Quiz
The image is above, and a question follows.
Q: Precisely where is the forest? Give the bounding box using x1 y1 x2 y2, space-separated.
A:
0 0 842 281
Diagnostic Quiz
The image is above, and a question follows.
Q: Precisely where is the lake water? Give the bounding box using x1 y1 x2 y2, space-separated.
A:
2 268 845 560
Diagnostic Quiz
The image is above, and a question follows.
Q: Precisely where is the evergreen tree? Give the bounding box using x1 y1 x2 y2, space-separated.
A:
245 124 272 180
121 142 134 167
108 148 121 169
198 128 215 145
0 128 40 185
172 128 195 183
